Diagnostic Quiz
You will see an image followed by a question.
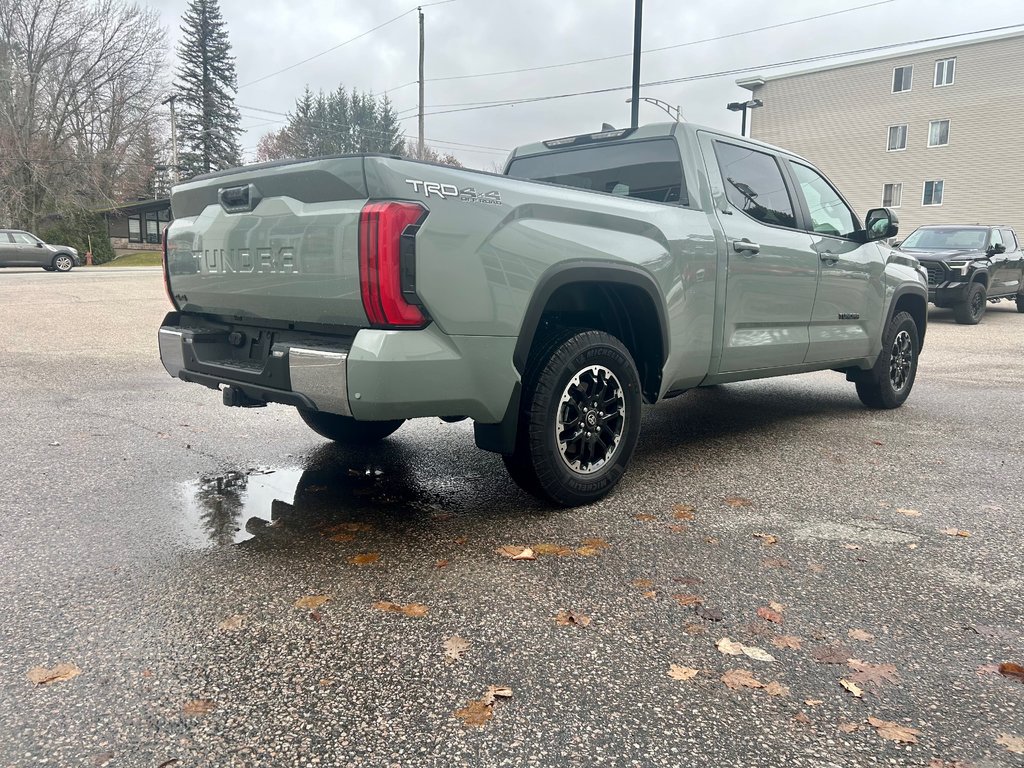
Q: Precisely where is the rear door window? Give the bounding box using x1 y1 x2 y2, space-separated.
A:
506 138 687 205
713 142 797 229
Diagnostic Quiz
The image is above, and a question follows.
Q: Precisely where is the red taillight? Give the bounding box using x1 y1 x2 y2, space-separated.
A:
161 231 179 309
359 201 428 328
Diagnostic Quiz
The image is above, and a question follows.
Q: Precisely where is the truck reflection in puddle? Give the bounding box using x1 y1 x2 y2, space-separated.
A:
180 444 443 547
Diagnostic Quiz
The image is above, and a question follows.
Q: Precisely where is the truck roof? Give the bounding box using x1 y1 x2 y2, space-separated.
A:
508 121 809 165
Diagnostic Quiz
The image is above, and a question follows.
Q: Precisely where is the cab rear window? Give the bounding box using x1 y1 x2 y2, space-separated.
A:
506 138 687 205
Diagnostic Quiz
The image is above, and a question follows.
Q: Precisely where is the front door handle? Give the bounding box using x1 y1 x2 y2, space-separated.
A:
819 251 838 262
732 238 760 255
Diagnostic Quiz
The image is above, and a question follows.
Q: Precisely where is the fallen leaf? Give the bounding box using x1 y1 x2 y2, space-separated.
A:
580 537 609 550
327 532 355 543
754 533 778 545
939 527 971 538
757 606 783 624
848 629 874 642
217 614 245 632
807 562 826 573
435 559 449 569
772 635 803 650
348 552 380 566
495 545 534 560
672 593 703 607
724 495 753 508
897 508 922 517
870 439 884 446
811 645 854 665
721 668 764 690
26 663 81 685
443 636 470 661
769 601 785 613
842 543 861 550
867 715 920 744
695 606 724 622
294 595 330 610
576 546 602 557
674 575 703 586
792 711 812 724
765 681 790 696
996 733 1024 754
454 699 492 727
847 659 901 688
532 543 573 556
743 646 777 663
641 590 657 600
631 578 654 589
668 664 698 681
762 557 791 570
999 662 1024 682
804 699 824 706
717 637 745 656
373 601 428 618
309 609 322 622
840 678 864 698
673 504 696 520
483 685 513 704
633 513 658 521
683 623 706 635
965 624 1016 641
554 610 591 627
182 699 216 716
667 524 688 533
838 722 861 733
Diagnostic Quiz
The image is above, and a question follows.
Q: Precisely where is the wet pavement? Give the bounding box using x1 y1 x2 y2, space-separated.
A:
0 269 1021 767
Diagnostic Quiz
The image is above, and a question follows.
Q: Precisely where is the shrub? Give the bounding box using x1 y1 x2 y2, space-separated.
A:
39 210 115 264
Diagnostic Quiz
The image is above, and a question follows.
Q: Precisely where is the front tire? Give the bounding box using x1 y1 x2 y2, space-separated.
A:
52 254 74 272
503 329 642 507
855 311 919 409
297 409 403 444
953 282 986 324
1016 291 1024 313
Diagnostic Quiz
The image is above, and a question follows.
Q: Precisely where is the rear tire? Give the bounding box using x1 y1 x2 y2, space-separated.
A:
503 328 642 506
297 409 403 444
855 310 919 409
953 282 986 324
1016 292 1024 313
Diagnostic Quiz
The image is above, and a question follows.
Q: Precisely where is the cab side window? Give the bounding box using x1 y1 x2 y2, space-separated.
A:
999 229 1017 251
713 142 797 229
12 232 37 244
789 163 858 239
988 229 1003 248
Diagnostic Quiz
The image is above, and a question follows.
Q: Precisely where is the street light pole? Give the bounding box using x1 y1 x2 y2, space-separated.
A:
630 0 643 129
626 96 683 122
726 99 763 137
161 93 179 184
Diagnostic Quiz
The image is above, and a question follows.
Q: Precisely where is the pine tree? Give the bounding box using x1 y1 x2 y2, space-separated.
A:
176 0 242 176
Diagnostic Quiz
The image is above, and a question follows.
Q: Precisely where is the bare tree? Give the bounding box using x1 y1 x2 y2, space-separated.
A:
0 0 169 230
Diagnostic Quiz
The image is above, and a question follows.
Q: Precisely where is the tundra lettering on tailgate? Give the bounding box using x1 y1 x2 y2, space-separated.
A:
201 247 296 274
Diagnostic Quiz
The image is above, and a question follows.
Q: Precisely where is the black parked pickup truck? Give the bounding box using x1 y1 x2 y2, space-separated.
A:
898 224 1024 324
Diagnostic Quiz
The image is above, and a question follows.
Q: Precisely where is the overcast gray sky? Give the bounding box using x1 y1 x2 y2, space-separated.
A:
145 0 1023 167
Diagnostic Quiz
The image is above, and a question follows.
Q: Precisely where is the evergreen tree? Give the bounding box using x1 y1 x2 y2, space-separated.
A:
176 0 242 176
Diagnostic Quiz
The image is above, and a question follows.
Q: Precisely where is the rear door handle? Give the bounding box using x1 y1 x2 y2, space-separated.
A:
732 239 760 255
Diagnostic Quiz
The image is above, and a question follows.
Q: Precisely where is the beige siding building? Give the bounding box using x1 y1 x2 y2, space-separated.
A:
737 31 1024 238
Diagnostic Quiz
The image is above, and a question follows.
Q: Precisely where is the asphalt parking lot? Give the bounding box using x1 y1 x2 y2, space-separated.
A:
1 268 1021 768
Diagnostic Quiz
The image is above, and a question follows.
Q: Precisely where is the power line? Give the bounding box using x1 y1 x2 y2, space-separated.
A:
402 0 896 91
396 22 1024 119
237 0 459 90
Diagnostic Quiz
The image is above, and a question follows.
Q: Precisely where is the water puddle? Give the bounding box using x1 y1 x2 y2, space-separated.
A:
180 468 302 547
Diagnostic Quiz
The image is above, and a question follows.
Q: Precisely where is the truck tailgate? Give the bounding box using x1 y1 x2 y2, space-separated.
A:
165 156 371 328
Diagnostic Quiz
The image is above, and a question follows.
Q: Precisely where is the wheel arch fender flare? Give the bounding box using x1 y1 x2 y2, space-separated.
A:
886 285 928 352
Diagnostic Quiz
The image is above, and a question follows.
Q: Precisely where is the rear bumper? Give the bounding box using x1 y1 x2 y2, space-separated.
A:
158 314 518 423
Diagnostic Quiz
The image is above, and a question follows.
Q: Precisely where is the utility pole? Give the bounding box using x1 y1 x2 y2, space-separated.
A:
418 7 425 160
630 0 643 129
162 93 179 185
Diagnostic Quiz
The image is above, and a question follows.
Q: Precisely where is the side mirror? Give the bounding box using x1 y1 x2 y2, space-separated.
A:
864 207 899 242
987 243 1006 255
36 241 44 247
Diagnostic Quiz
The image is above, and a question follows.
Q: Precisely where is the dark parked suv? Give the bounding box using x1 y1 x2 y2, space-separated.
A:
898 225 1024 324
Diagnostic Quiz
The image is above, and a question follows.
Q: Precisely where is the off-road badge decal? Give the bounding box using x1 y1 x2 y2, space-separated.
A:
405 179 502 205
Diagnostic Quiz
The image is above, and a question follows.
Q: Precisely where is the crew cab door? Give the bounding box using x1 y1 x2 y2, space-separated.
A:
701 136 817 372
785 161 885 363
999 229 1024 296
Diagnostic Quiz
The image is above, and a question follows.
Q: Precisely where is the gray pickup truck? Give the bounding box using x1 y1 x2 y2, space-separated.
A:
159 122 927 506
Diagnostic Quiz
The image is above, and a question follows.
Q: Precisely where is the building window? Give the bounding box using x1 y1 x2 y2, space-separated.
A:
928 119 950 147
892 65 913 93
128 216 142 243
882 183 903 208
934 58 955 86
887 124 908 151
923 180 944 206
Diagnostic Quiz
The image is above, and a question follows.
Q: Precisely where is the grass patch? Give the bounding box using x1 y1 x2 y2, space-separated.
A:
100 251 162 267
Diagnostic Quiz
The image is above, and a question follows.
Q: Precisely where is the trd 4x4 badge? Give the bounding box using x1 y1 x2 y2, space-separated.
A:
404 179 501 205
